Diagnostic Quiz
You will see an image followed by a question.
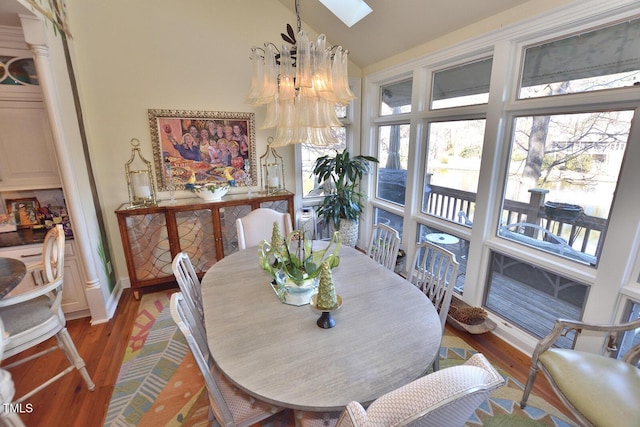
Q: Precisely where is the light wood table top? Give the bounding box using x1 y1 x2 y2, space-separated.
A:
201 244 442 412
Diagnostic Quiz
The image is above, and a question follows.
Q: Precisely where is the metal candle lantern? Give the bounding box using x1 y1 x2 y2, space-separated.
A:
125 138 157 208
260 137 285 194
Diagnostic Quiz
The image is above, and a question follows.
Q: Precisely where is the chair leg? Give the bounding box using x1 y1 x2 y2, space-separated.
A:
0 370 26 427
520 364 538 408
55 328 95 391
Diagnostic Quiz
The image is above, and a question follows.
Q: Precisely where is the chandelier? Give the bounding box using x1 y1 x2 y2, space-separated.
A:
245 0 355 147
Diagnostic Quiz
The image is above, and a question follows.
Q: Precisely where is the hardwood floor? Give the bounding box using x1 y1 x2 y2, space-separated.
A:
2 289 141 427
2 287 577 426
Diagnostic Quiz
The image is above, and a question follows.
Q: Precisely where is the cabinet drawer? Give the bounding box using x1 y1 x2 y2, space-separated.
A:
0 243 42 262
0 241 88 313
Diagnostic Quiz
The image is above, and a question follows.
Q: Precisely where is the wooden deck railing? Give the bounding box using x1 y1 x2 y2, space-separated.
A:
425 184 606 259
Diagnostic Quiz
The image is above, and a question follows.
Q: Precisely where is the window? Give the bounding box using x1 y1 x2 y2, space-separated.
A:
364 4 640 353
519 18 640 99
300 101 351 199
617 301 640 364
376 124 410 205
373 207 403 237
431 58 492 109
300 128 346 198
298 93 354 239
485 251 587 348
416 223 468 292
422 120 486 223
0 56 38 86
499 111 633 265
380 79 412 115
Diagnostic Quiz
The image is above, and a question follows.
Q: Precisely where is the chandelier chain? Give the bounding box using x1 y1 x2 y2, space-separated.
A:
295 0 302 34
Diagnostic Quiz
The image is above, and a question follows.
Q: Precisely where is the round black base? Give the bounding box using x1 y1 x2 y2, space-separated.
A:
317 311 336 329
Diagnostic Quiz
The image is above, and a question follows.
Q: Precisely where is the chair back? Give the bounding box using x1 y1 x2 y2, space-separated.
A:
367 223 401 271
521 316 640 426
335 353 504 427
236 208 293 250
170 292 282 426
170 292 236 426
409 241 459 330
42 224 65 283
0 225 93 401
172 252 203 321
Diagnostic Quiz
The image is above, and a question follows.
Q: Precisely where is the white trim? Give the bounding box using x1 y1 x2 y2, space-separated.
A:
19 14 110 324
362 0 640 354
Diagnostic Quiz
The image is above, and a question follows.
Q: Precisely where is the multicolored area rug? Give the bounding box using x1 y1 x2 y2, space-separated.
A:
104 291 577 426
103 290 205 426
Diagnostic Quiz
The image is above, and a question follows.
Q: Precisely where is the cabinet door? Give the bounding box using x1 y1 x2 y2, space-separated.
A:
61 256 88 314
175 209 218 274
219 204 252 255
0 101 61 190
123 212 173 283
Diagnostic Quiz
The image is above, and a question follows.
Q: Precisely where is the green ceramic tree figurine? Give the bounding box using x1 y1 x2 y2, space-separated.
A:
269 221 286 261
316 261 338 310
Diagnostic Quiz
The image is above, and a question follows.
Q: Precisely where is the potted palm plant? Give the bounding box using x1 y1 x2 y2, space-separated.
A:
312 150 378 247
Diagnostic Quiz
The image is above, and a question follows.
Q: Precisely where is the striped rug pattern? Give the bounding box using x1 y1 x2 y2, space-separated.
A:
103 291 205 426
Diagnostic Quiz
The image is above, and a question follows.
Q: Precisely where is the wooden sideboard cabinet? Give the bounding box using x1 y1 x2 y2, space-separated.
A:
115 192 294 298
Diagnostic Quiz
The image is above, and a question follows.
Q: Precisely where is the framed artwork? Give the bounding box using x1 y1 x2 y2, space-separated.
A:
6 197 40 228
148 109 257 190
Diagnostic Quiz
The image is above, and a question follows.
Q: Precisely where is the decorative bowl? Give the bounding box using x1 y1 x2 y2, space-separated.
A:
196 185 230 201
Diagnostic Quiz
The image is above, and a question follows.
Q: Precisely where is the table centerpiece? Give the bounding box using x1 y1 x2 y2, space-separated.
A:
259 223 341 305
184 170 232 201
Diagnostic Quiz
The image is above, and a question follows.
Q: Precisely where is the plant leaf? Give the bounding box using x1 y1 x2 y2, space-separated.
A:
281 24 296 45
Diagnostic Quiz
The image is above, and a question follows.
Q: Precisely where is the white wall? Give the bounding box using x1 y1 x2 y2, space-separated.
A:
62 0 569 288
63 0 326 284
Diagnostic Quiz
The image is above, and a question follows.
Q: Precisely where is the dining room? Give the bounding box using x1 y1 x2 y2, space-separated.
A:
1 0 640 425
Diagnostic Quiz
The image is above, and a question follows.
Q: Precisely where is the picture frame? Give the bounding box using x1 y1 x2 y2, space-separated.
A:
6 197 40 228
148 109 257 191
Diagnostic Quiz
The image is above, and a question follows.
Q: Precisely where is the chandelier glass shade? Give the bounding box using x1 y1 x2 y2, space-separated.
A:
246 25 355 147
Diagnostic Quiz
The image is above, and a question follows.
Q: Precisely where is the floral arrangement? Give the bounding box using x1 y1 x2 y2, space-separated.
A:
259 222 341 286
190 182 230 193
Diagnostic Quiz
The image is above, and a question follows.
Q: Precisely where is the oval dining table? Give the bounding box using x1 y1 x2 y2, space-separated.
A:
0 257 26 299
200 243 442 412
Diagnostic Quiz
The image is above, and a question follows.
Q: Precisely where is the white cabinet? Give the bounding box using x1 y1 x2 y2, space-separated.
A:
0 100 61 190
0 240 89 316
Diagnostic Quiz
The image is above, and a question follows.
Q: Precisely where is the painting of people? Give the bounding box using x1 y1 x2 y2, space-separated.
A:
149 109 256 190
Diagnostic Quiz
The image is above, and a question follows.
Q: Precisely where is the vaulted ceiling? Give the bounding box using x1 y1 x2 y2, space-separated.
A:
275 0 535 68
1 0 547 69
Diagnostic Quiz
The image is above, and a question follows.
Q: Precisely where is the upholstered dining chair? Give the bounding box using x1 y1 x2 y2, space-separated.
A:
408 241 459 371
172 252 203 321
236 208 293 250
520 316 640 427
366 223 401 271
0 225 94 403
296 353 504 427
170 292 284 427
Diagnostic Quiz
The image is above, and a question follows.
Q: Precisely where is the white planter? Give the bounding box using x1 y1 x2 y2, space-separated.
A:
338 219 359 247
273 271 319 306
196 185 229 201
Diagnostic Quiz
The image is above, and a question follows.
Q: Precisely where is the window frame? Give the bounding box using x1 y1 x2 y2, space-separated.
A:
361 2 640 354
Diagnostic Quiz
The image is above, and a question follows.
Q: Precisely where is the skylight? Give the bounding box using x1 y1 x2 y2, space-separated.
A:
318 0 372 27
